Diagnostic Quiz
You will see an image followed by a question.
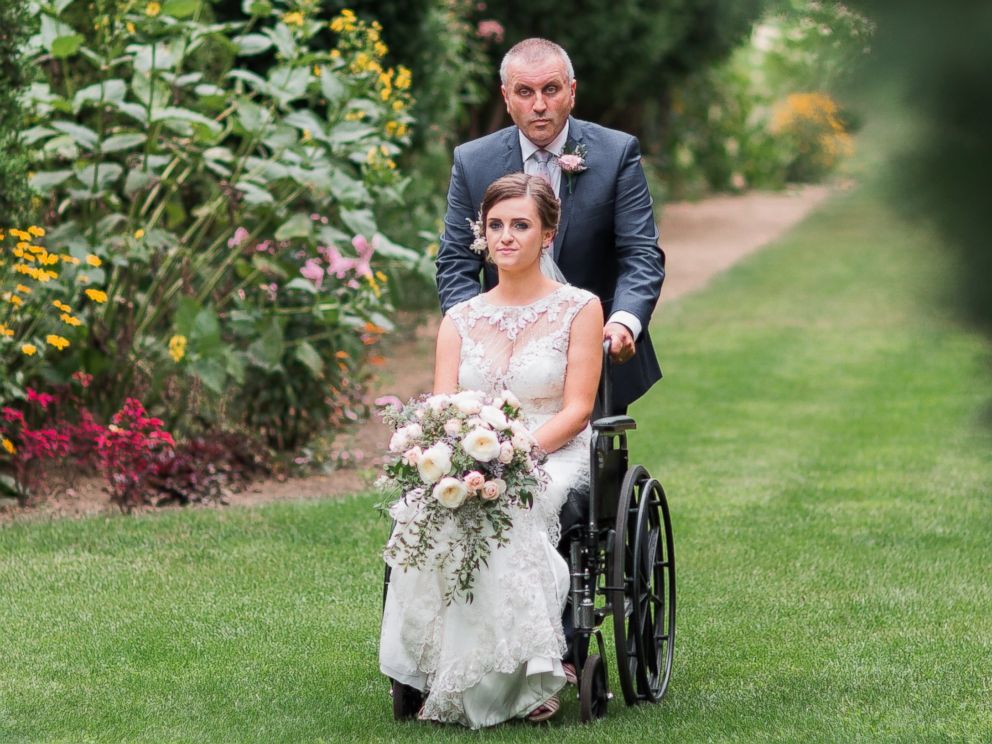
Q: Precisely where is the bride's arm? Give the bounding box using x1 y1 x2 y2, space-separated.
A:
531 300 604 453
433 315 461 394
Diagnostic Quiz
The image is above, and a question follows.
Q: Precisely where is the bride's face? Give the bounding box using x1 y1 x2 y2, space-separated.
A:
484 197 555 273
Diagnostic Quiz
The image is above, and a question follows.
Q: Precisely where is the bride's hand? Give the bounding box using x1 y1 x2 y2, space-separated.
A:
604 322 635 364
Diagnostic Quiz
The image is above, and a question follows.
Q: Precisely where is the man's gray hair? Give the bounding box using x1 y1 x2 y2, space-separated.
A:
499 38 575 85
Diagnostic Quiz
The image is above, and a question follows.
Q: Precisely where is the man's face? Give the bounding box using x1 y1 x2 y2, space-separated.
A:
501 55 576 147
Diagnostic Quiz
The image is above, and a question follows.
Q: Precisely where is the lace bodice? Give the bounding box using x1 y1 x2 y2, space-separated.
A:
448 284 597 419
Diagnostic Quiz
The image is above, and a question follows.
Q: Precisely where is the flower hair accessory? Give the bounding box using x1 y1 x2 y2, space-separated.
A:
466 210 488 254
558 143 588 194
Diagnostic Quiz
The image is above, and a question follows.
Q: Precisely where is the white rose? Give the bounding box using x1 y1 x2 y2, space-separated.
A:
500 389 521 411
492 478 507 495
417 442 453 484
461 427 501 462
466 416 487 430
453 391 483 415
433 476 468 509
427 394 450 413
511 432 532 452
509 420 528 438
402 446 422 466
388 430 409 453
403 423 423 441
479 405 509 430
480 481 500 501
443 418 463 436
497 441 514 464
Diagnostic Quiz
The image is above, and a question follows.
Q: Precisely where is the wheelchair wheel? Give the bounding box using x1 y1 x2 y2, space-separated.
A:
610 465 676 705
391 679 423 721
579 654 609 723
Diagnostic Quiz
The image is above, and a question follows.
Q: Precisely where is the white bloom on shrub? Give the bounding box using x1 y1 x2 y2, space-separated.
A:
461 427 501 462
417 442 453 484
497 441 514 464
433 476 468 509
463 471 485 492
402 446 422 466
443 418 463 436
480 481 500 501
479 405 509 430
453 391 483 415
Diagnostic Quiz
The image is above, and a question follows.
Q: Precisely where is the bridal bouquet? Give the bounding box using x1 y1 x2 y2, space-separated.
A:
376 389 547 604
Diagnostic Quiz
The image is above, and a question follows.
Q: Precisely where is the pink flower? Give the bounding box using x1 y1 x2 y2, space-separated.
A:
255 240 273 253
353 235 374 277
227 227 250 248
558 154 587 173
320 245 356 279
374 395 403 409
463 470 485 492
301 259 324 289
26 388 56 410
481 480 500 500
476 19 504 43
262 282 278 301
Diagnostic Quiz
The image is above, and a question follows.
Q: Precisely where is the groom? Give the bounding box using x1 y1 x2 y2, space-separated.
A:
435 38 665 413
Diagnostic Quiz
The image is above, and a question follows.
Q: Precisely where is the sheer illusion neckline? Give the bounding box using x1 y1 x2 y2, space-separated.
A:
475 283 567 310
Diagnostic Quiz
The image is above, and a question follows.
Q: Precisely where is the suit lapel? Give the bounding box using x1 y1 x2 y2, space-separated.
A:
553 117 581 261
502 127 524 176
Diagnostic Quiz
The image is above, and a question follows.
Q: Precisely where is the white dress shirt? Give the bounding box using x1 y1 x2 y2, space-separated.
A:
517 125 643 341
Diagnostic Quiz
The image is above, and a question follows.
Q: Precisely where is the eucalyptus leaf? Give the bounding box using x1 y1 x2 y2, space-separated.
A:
50 120 99 149
274 212 313 241
101 133 147 153
294 341 324 379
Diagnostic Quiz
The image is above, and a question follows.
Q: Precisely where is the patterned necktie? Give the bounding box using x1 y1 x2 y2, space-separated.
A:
533 149 553 187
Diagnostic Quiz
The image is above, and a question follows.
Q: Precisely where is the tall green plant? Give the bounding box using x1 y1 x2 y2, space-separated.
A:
0 0 32 226
21 1 426 448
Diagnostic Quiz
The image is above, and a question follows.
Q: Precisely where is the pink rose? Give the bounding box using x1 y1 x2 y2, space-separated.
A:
481 481 500 500
497 441 514 464
402 446 422 466
444 418 463 436
558 153 587 173
463 471 485 492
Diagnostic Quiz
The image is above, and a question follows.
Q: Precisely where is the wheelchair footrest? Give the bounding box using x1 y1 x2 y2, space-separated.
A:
592 415 636 433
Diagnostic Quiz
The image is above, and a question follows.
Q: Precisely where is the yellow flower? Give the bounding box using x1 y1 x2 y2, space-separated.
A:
8 295 23 307
126 21 136 33
395 66 412 90
375 271 388 283
313 65 322 77
60 254 81 265
302 129 312 142
344 110 365 121
0 323 13 337
282 10 304 27
20 343 36 356
2 438 15 454
391 99 405 112
9 229 29 240
27 225 45 237
46 334 70 351
0 230 5 241
365 273 381 297
15 284 31 294
85 289 108 303
384 120 399 136
134 229 145 239
146 1 161 17
374 41 388 58
329 49 341 59
86 254 102 267
168 334 187 363
60 313 82 327
53 300 71 312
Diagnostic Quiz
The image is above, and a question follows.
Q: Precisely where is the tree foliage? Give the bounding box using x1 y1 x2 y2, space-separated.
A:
0 0 31 225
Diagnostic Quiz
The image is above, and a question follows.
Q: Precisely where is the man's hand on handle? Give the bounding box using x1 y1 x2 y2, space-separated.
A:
604 322 635 365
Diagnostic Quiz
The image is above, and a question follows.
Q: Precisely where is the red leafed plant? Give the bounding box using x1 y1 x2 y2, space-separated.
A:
96 398 176 510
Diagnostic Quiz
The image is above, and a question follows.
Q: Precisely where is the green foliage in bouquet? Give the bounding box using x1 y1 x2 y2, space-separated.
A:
19 1 430 448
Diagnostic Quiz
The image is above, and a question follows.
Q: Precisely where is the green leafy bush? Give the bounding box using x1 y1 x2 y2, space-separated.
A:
18 0 426 449
0 0 32 225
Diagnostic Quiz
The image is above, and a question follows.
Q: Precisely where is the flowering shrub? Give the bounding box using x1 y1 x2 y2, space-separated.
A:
0 226 108 403
96 398 175 509
17 3 427 447
664 2 872 195
377 389 546 604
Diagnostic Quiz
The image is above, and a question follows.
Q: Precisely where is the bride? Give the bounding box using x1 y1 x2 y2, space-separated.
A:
379 173 602 727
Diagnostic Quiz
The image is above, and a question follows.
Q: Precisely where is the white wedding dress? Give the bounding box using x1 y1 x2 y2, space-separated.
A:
379 283 596 728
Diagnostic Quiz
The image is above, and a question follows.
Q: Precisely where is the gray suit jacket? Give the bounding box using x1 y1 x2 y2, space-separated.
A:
436 117 665 409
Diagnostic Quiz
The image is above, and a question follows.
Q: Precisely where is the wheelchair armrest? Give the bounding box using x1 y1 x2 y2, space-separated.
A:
592 415 636 433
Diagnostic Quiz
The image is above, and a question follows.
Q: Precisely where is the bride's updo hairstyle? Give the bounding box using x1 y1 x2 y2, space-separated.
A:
480 173 560 234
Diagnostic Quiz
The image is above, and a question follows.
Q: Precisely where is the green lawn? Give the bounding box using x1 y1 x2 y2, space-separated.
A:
2 186 990 742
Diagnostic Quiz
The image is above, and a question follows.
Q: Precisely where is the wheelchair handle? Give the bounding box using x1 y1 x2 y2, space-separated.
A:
599 339 613 417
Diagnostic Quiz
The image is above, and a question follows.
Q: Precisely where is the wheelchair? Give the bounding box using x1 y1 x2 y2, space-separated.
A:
386 341 676 723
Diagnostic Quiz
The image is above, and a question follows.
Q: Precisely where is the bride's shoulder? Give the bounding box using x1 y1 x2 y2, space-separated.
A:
559 284 598 307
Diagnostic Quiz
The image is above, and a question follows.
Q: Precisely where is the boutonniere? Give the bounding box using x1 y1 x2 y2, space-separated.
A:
557 143 588 194
466 210 487 254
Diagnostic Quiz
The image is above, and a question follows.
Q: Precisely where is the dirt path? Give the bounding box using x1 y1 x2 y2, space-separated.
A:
3 186 832 520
